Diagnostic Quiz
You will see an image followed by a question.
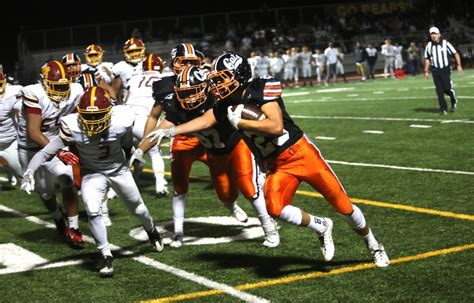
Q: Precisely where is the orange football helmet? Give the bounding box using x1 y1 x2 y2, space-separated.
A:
123 38 145 64
62 52 82 81
142 53 164 72
171 43 202 75
40 60 71 103
84 44 104 67
175 66 209 110
77 86 112 137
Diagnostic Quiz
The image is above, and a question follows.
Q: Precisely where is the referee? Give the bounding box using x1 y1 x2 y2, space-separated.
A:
424 26 463 115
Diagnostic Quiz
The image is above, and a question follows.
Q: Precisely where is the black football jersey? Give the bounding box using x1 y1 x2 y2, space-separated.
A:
152 75 176 106
214 76 303 161
163 94 241 155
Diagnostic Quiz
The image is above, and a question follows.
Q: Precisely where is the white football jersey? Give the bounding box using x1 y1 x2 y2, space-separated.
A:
17 83 83 149
381 44 395 57
81 62 114 84
59 105 134 174
124 70 161 116
300 51 313 65
0 84 23 145
112 60 143 99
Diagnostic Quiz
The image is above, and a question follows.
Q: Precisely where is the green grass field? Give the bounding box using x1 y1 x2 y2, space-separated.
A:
1 71 473 302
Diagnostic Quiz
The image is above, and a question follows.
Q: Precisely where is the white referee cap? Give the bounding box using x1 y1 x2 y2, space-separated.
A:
429 26 440 34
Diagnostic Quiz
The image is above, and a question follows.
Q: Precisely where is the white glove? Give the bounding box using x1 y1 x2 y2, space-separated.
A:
227 104 244 129
128 148 145 168
21 169 35 195
146 127 175 143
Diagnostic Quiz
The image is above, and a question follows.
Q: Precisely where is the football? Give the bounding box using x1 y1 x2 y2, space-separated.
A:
231 104 266 120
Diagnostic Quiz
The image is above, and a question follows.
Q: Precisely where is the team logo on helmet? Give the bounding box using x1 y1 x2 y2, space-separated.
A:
222 54 243 70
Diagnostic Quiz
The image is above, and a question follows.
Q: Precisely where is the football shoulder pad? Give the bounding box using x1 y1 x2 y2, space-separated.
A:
246 76 282 104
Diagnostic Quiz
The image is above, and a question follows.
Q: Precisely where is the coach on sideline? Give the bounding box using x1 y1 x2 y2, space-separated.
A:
423 26 463 115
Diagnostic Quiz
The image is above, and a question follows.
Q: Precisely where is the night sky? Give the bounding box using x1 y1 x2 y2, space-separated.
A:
2 0 360 73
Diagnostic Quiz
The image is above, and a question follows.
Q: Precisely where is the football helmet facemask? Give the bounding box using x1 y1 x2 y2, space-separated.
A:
171 43 202 75
62 52 82 81
142 53 164 72
175 66 209 110
84 44 104 67
207 53 251 101
40 60 71 103
77 86 112 137
123 38 146 64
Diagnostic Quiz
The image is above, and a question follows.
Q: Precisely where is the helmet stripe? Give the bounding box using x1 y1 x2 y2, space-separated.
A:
184 43 193 56
148 54 152 71
182 66 189 83
54 60 66 78
91 86 97 107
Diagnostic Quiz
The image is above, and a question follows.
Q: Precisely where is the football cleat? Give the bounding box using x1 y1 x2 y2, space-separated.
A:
170 234 184 248
66 227 85 249
54 215 68 236
99 255 114 277
262 219 280 248
106 187 118 200
231 204 248 223
146 226 164 252
450 103 457 112
8 175 18 187
155 181 169 196
369 243 390 267
317 218 335 262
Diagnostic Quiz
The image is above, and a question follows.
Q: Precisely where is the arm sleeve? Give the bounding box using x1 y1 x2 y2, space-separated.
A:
446 41 457 55
27 135 67 173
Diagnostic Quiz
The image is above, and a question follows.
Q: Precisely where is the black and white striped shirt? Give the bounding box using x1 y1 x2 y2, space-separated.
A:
424 39 457 69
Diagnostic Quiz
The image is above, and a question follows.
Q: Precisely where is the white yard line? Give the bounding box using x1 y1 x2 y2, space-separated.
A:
326 160 474 175
363 130 384 134
288 95 474 103
410 124 432 128
315 136 336 140
0 205 269 303
291 115 474 124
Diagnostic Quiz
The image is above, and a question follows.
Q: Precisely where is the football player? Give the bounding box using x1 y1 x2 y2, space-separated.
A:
17 60 84 248
134 44 256 248
61 53 82 82
21 87 164 277
82 44 114 85
112 38 145 103
0 68 23 186
123 53 168 195
140 66 280 249
151 53 390 267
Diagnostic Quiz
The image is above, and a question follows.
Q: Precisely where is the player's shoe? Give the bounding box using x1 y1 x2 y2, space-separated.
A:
99 255 114 277
369 243 390 267
317 218 335 262
65 227 85 249
155 181 169 196
146 226 164 252
262 219 280 248
231 204 248 223
8 175 18 187
170 233 184 248
54 215 68 236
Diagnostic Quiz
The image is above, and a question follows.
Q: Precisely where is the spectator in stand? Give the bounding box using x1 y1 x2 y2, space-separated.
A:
247 51 258 78
354 41 367 81
407 42 421 76
365 43 378 80
462 46 472 68
324 42 338 85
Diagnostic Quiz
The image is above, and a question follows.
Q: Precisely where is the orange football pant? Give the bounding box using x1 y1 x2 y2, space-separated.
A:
206 140 260 205
264 135 353 217
171 136 208 194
